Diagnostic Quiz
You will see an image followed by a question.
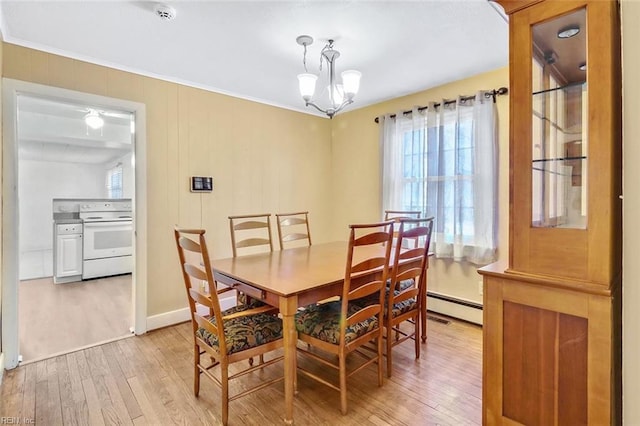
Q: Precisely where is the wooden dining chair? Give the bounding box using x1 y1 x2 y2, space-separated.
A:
275 211 312 250
295 221 394 415
228 213 273 257
174 227 284 426
384 217 434 377
228 213 274 310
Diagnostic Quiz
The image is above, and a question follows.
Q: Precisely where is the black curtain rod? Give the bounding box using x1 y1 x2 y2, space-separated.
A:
373 86 509 124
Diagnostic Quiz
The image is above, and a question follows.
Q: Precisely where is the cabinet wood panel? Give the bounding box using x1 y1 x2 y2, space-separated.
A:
502 302 587 425
558 313 588 426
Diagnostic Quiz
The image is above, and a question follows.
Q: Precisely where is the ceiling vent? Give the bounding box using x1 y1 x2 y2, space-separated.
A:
154 4 176 21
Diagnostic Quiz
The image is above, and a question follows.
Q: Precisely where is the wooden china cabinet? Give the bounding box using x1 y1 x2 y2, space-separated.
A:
479 1 621 425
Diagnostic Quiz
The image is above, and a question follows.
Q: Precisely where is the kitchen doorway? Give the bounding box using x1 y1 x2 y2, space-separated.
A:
2 79 148 369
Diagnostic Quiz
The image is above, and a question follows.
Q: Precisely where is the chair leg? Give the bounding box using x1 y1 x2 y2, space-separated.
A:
415 315 421 359
339 352 348 415
421 298 428 343
221 360 229 426
386 325 393 378
194 345 201 397
377 334 383 387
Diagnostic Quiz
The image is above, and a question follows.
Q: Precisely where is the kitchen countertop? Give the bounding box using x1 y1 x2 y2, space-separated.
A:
53 218 83 224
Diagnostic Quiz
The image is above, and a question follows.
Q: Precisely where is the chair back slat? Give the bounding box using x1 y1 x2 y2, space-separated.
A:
282 233 309 243
179 235 202 253
351 257 388 274
235 238 272 249
234 220 270 231
229 214 273 257
275 211 311 250
394 268 423 285
184 263 208 281
347 305 381 326
280 217 306 226
354 231 392 246
348 280 384 301
394 288 419 304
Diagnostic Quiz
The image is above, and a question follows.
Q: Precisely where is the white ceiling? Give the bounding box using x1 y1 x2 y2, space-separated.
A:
17 94 134 164
0 0 509 118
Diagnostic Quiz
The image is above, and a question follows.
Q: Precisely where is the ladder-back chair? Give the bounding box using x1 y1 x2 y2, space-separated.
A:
174 227 284 425
384 217 434 377
294 221 394 414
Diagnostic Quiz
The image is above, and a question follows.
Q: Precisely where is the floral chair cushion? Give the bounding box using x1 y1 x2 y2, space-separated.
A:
353 279 415 308
395 278 415 291
389 297 417 318
196 305 283 355
295 301 379 345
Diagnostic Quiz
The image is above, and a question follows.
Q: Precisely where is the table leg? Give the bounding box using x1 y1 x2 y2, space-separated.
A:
280 295 298 425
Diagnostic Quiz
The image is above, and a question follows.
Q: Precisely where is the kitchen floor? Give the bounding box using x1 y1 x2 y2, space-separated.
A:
18 274 132 363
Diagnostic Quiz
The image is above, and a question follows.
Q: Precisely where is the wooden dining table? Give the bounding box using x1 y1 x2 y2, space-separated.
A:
211 241 424 425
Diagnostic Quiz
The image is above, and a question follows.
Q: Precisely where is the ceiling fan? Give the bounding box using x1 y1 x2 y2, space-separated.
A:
80 108 133 130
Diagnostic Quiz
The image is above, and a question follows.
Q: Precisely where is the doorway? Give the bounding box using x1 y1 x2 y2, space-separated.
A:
2 79 148 369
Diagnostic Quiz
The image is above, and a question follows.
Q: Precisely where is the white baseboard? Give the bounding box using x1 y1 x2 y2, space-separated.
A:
0 352 5 386
146 295 237 331
427 296 483 325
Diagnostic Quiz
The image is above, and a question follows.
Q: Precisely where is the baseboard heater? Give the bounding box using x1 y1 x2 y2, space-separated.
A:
427 290 483 311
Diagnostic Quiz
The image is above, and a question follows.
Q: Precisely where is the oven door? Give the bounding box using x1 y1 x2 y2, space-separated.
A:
83 220 133 260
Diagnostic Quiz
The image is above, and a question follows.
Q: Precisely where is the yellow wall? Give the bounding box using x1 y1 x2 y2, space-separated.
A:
0 35 3 351
1 43 332 317
621 1 639 424
330 68 509 311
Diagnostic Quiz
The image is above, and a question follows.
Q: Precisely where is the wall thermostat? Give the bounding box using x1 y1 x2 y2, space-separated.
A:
190 176 213 192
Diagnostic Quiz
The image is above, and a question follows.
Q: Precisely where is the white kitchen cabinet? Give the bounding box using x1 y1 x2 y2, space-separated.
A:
54 224 83 282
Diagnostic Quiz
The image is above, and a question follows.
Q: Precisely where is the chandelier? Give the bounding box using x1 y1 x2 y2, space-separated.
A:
296 35 361 119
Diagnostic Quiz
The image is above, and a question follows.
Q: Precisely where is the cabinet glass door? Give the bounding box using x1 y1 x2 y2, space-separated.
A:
531 8 587 229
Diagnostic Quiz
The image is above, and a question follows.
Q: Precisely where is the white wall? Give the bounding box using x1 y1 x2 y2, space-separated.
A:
18 159 105 279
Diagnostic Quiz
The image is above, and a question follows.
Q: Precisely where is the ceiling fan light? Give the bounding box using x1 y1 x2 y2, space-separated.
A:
84 110 104 129
341 70 361 98
298 73 318 101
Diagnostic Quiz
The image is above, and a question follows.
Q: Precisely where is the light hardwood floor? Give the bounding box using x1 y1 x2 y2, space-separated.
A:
19 274 132 363
0 315 481 425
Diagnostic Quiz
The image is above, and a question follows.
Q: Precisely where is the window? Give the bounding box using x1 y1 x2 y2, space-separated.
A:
380 96 498 265
107 164 123 199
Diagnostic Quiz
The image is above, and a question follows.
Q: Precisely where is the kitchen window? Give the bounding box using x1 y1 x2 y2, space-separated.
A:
107 164 123 199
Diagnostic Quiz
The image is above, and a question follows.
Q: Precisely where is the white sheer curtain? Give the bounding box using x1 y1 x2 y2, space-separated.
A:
379 91 498 265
